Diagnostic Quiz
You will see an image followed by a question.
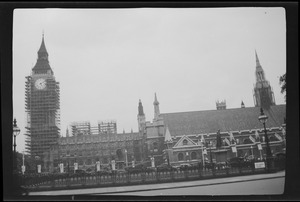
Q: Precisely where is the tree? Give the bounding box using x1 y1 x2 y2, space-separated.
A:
279 73 286 101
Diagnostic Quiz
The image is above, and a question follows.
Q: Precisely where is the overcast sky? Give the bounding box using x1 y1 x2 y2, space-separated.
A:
13 8 286 153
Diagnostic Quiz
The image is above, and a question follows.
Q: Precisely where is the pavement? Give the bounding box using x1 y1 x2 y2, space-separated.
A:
28 171 285 196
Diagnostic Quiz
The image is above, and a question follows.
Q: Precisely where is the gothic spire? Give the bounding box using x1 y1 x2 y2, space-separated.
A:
153 93 159 105
138 99 145 116
38 33 48 57
32 33 52 73
255 49 261 68
253 50 276 108
255 50 265 82
153 93 160 120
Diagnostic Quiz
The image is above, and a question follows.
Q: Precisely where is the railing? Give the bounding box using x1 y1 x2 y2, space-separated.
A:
18 161 285 192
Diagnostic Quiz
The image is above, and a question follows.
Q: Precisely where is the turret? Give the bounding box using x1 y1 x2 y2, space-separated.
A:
153 93 160 120
137 99 146 132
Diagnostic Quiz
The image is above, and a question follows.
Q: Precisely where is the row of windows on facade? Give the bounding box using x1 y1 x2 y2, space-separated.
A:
58 149 135 157
176 145 283 162
58 141 137 150
180 135 279 147
56 134 278 158
53 156 128 166
51 144 283 167
59 136 140 143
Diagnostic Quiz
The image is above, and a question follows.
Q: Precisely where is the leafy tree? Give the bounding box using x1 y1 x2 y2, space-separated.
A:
279 73 286 101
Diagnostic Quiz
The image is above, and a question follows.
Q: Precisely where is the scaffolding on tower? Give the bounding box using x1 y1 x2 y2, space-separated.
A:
98 120 117 135
24 75 60 158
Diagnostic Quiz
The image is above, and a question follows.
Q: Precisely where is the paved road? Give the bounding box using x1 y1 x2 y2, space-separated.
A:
29 171 285 196
106 175 284 196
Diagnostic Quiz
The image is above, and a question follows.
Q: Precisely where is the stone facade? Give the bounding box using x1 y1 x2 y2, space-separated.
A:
40 50 285 173
45 131 143 172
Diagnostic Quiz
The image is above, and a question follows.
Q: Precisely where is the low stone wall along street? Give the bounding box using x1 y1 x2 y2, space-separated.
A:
18 161 285 192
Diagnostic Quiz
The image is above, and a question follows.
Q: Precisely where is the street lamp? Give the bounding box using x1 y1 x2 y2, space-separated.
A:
258 108 272 171
13 118 20 173
125 149 128 167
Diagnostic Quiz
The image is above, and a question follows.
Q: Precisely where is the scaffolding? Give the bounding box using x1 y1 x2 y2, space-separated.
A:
69 120 117 136
25 75 60 158
98 120 117 134
71 121 91 136
24 36 60 158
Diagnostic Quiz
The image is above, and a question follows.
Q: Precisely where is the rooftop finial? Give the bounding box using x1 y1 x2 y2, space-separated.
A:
154 92 159 105
241 100 245 108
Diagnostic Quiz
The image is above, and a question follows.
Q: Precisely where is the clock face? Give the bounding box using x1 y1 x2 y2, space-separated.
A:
35 78 47 90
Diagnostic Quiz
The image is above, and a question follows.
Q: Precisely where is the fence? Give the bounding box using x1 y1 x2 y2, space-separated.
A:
18 162 284 192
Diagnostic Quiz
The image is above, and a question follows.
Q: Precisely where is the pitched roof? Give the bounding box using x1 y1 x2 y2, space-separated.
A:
161 105 285 137
164 127 173 143
32 36 52 72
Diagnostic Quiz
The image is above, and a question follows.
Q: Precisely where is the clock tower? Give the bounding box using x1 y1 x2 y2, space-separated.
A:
25 35 60 166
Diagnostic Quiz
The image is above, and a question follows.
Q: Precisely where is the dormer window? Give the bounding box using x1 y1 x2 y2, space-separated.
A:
183 139 188 145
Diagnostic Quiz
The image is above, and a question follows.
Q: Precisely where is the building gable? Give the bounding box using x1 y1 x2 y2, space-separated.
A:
173 135 198 148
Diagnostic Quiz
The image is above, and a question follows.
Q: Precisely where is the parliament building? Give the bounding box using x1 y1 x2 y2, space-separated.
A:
27 37 285 173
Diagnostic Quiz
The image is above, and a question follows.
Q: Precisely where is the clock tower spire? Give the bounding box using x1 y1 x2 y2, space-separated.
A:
32 34 52 75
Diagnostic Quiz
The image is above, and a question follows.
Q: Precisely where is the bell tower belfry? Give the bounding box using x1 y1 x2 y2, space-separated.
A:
253 50 276 109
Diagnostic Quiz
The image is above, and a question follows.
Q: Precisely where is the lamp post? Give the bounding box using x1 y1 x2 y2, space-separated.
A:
125 149 128 167
258 108 272 171
22 151 25 175
66 154 70 174
206 141 213 166
13 118 20 173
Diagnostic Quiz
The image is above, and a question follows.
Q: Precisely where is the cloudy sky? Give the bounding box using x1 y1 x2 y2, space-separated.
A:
13 8 286 153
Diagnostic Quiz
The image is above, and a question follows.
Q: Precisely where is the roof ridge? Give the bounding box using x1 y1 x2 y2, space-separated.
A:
161 104 286 115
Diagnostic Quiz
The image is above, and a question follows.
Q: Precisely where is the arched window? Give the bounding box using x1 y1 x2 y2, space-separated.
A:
183 139 188 145
191 152 197 160
178 153 184 161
